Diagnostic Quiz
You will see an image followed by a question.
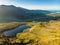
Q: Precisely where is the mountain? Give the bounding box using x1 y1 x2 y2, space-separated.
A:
30 10 52 14
0 5 29 22
0 5 58 22
49 10 60 13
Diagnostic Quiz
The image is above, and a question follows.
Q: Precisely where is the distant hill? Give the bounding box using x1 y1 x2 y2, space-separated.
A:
0 5 59 22
30 10 52 14
49 10 60 13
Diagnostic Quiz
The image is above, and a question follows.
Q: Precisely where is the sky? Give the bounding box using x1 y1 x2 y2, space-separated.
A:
0 0 60 10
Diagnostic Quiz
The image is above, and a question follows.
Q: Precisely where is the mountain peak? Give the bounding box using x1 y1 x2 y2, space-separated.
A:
0 5 15 7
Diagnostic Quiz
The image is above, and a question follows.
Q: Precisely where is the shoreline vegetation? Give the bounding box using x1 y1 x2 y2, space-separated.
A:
0 22 26 33
0 20 60 45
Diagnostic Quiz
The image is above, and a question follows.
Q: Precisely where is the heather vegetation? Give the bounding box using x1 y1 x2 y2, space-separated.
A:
0 5 60 45
0 20 60 45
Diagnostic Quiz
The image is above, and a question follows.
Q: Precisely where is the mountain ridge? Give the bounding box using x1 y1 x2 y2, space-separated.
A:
0 5 59 22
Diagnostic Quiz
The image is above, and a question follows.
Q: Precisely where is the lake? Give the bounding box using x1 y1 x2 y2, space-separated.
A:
3 25 31 36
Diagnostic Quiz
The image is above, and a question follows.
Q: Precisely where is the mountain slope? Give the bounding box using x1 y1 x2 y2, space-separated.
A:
0 5 29 22
0 5 58 22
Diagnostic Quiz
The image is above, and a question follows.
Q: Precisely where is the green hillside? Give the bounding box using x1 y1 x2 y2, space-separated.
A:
0 5 57 22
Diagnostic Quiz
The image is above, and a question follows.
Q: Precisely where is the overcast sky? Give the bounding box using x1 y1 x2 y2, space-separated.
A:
0 0 60 10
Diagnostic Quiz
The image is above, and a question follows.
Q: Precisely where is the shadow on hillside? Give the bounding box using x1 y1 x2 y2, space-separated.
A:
0 5 59 22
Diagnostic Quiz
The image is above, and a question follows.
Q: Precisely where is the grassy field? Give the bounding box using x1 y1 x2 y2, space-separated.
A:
1 20 60 45
0 22 26 33
13 20 60 45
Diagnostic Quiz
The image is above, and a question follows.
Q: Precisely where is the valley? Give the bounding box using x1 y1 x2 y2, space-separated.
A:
0 5 60 45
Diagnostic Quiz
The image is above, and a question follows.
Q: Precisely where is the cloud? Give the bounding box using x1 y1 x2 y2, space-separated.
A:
0 0 15 5
0 0 60 10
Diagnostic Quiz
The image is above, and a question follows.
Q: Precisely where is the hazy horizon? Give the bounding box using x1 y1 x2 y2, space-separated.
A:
0 0 60 10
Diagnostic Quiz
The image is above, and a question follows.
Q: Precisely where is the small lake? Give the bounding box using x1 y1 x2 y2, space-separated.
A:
3 25 31 36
